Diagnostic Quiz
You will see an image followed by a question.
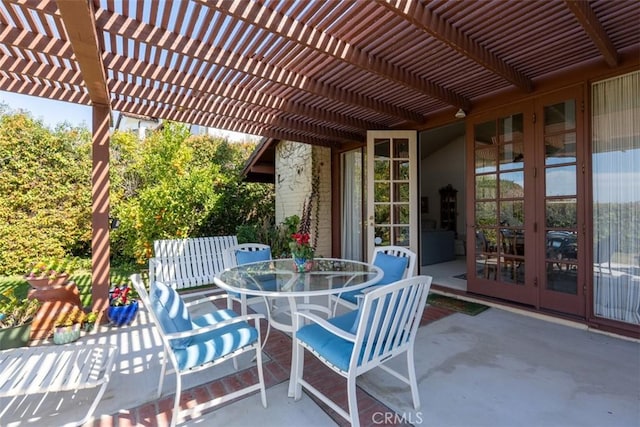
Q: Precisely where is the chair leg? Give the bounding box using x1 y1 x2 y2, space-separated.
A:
255 342 267 408
292 341 305 400
157 352 168 398
407 348 421 409
171 371 181 427
347 374 360 427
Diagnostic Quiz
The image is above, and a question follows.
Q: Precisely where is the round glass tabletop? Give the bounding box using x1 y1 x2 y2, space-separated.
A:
214 257 382 297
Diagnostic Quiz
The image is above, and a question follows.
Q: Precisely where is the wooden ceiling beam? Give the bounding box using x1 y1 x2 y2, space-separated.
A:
0 54 83 85
103 53 382 132
95 8 422 123
113 98 342 148
204 0 470 110
109 82 363 144
564 0 618 67
0 23 74 58
0 75 90 104
57 0 110 106
379 0 533 93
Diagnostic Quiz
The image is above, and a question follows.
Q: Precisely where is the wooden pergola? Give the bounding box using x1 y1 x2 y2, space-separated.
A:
0 0 638 315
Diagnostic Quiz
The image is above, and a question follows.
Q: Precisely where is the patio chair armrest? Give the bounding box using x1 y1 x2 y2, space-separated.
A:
296 311 356 342
165 313 265 340
183 291 230 308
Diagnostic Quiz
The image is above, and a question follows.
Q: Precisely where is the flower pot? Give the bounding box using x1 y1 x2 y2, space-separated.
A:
0 321 32 350
293 257 314 273
25 273 69 289
107 300 139 326
52 323 81 345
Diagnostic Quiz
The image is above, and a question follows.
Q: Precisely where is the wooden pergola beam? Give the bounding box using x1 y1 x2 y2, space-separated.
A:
57 0 112 318
379 0 533 93
564 0 619 67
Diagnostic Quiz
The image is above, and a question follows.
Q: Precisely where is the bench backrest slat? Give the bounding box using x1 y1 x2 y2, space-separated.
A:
150 236 238 290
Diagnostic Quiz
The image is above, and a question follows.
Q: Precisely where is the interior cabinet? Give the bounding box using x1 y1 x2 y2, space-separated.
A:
439 184 457 235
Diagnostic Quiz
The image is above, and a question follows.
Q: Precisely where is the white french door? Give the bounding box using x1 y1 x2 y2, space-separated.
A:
366 131 418 268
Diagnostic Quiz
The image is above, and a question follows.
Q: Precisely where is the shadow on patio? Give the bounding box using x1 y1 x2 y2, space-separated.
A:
2 297 638 427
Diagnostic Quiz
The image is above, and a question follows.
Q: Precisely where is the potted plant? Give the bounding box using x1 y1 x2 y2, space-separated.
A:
52 307 85 344
289 232 315 272
83 310 98 332
0 289 41 349
107 283 139 326
24 257 78 289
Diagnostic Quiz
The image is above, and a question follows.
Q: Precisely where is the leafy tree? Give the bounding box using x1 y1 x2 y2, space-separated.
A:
0 111 92 274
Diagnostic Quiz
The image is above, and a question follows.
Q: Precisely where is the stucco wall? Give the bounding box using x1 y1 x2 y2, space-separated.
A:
275 141 331 257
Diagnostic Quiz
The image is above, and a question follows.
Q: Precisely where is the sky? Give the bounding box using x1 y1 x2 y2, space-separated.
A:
0 90 254 142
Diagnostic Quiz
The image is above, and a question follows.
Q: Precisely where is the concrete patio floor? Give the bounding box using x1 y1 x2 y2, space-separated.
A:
1 295 638 427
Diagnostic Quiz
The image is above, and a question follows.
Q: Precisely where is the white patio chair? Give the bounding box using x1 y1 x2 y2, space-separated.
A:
293 275 432 427
332 245 417 313
130 274 267 427
223 243 276 316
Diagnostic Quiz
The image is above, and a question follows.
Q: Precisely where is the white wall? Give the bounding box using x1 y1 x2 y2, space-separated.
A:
275 141 331 257
420 135 466 237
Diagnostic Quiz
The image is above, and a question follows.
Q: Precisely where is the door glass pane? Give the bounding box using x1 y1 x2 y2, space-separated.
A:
546 198 577 228
498 113 523 143
545 133 577 165
393 226 410 246
544 101 575 132
476 202 497 226
374 139 390 157
374 182 390 202
500 172 524 198
475 121 496 146
546 165 576 196
395 204 409 224
476 174 497 199
374 159 390 180
394 182 409 202
374 226 390 246
475 147 497 173
374 204 390 224
500 201 524 226
394 160 409 180
393 139 409 158
499 142 524 170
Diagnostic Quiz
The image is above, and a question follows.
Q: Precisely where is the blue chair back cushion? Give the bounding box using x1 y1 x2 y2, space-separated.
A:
151 282 193 349
235 248 271 265
374 252 408 285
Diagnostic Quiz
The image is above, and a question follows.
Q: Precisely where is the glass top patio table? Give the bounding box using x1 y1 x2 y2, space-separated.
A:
213 258 383 297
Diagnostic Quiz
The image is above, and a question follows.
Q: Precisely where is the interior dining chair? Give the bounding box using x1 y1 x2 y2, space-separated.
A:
130 274 267 427
223 243 276 316
332 245 417 313
292 275 433 427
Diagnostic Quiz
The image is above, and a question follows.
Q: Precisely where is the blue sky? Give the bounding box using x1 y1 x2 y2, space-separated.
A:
0 90 254 142
0 91 93 129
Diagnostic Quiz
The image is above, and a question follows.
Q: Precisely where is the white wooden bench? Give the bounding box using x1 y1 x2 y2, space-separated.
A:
149 236 238 292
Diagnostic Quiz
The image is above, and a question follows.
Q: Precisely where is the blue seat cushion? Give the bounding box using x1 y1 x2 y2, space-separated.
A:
174 318 258 371
296 311 358 372
374 252 408 285
151 282 193 349
235 247 271 265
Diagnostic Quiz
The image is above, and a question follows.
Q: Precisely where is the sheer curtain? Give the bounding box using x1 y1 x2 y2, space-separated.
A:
341 150 363 261
592 70 640 324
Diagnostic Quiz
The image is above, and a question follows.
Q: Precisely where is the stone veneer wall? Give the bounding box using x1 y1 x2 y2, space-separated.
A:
275 141 331 257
